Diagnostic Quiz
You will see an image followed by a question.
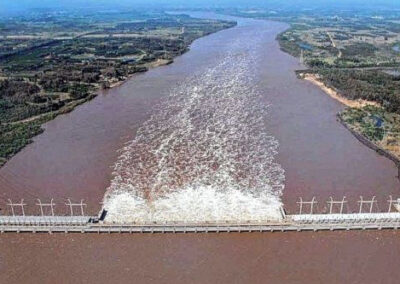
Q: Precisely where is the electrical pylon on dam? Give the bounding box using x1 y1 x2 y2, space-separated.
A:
0 196 399 233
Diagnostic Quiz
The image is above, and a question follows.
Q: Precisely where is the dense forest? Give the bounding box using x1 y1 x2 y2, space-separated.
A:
314 69 400 114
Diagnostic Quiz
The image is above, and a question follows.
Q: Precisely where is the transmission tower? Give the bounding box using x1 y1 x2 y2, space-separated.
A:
36 199 56 216
387 195 400 213
65 199 87 216
327 196 347 214
358 196 377 213
7 199 27 216
297 197 317 214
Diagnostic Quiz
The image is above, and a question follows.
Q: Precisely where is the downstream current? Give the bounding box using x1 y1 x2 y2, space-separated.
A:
103 25 285 223
0 13 398 218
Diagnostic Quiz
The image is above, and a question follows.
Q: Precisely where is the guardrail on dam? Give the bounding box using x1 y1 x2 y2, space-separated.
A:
1 196 400 233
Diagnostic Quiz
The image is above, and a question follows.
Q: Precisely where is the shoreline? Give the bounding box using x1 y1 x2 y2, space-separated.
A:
108 58 173 89
0 58 169 168
301 73 379 108
337 115 400 173
299 72 400 170
0 24 233 168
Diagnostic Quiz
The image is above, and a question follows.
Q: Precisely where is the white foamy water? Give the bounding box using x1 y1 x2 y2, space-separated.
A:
102 33 285 223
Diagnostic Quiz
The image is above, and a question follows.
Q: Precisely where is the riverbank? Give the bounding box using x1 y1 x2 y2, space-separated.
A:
269 12 400 168
338 114 400 168
300 73 379 108
297 72 400 164
0 15 235 168
107 59 173 89
339 107 400 164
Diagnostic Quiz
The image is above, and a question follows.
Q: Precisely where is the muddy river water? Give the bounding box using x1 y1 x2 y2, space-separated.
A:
0 13 399 283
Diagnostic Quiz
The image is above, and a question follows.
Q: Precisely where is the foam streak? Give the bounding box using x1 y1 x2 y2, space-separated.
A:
103 34 285 223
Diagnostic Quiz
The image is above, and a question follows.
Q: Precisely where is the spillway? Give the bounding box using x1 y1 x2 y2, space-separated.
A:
102 30 285 224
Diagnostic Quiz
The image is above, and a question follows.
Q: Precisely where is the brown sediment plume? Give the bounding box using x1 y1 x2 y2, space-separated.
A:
2 231 400 283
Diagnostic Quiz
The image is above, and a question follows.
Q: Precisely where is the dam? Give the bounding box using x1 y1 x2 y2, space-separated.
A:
1 196 400 233
2 212 400 234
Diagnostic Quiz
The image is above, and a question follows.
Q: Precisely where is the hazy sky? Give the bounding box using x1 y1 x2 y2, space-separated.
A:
1 0 400 16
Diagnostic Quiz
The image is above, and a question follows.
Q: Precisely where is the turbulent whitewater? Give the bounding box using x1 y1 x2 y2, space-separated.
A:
102 33 285 223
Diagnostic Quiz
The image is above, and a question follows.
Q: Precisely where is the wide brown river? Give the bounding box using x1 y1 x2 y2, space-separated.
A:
1 13 400 283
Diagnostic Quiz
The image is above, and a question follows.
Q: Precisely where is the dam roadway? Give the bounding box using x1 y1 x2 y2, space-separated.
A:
2 213 400 233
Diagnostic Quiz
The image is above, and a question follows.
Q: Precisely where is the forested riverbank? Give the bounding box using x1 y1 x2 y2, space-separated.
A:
0 10 235 166
226 8 400 163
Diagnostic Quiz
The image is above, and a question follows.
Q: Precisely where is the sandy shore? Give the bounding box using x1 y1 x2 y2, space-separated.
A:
302 73 379 108
303 73 400 165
